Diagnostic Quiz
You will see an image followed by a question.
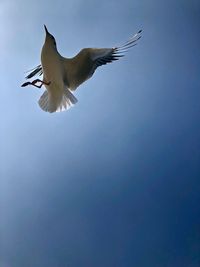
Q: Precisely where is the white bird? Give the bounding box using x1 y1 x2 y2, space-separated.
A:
22 25 142 113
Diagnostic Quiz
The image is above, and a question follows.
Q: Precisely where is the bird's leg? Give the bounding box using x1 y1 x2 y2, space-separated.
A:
32 79 51 86
31 79 51 88
21 79 51 88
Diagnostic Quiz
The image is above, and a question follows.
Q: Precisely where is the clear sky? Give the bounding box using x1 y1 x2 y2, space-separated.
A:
0 0 200 266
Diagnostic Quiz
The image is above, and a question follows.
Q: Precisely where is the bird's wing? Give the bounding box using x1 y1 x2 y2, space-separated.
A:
89 29 142 71
25 65 43 79
62 30 142 89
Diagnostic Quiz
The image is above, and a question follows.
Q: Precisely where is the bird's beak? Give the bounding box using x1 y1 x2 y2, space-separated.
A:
44 25 49 35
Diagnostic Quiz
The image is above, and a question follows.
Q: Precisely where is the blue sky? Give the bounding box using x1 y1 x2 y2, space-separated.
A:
0 0 200 266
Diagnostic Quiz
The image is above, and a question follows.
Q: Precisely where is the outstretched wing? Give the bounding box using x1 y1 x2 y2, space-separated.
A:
62 29 142 90
25 64 43 79
90 29 142 71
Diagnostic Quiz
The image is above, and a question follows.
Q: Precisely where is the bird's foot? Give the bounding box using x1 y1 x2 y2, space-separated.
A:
21 79 51 88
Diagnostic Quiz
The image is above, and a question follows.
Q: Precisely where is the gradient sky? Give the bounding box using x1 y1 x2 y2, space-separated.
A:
0 0 200 266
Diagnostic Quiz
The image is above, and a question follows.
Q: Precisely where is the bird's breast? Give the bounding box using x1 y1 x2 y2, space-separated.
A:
41 45 64 86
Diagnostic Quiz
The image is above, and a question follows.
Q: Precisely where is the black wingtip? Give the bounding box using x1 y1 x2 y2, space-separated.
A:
138 29 142 34
21 82 30 87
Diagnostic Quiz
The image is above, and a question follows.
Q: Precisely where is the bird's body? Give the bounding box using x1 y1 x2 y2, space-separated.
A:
41 33 66 112
23 26 142 113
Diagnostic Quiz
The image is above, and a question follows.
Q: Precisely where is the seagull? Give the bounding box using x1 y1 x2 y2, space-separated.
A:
22 25 142 113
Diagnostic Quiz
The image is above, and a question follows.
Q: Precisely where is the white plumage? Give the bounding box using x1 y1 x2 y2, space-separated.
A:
22 25 142 113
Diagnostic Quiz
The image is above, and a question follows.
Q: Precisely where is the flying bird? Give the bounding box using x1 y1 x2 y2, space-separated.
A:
22 25 142 113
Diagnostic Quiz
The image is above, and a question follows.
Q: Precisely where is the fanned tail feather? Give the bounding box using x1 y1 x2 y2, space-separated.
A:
38 88 78 113
57 88 78 112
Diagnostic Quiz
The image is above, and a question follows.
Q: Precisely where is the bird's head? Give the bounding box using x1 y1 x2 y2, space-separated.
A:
44 25 57 49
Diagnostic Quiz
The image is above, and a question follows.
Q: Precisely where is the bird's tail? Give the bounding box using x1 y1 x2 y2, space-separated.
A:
38 88 78 113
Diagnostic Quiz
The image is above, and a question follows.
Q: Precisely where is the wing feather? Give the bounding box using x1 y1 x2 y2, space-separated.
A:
25 65 43 79
88 29 142 75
